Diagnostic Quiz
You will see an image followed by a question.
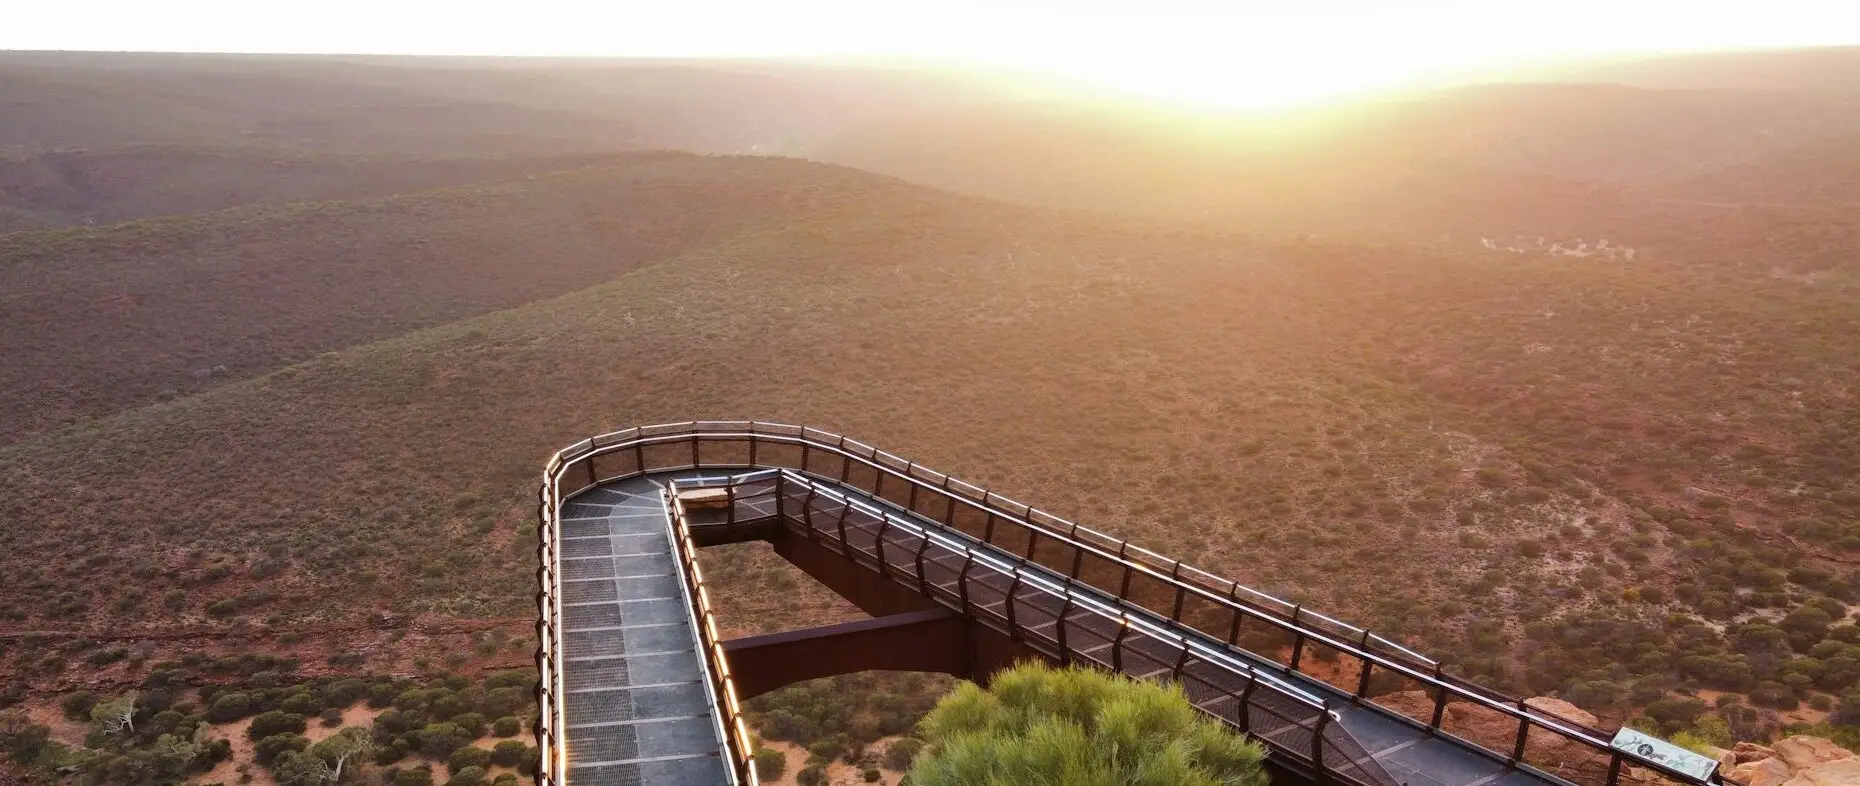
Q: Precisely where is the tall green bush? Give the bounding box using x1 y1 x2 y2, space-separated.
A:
908 662 1268 786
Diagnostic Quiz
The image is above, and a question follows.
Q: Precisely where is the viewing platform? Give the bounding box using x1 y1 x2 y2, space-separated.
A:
536 422 1724 786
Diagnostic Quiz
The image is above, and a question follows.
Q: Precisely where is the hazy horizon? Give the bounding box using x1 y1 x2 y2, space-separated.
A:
9 1 1860 108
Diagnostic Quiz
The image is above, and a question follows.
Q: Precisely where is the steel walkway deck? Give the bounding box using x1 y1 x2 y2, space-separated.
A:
555 473 736 786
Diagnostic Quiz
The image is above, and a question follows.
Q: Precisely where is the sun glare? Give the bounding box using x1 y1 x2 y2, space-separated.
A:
985 27 1491 112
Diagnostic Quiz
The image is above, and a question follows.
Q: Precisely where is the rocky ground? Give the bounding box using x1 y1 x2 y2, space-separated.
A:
1716 737 1860 786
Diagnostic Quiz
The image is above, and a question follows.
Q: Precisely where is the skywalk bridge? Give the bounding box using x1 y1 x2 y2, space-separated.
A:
535 422 1722 786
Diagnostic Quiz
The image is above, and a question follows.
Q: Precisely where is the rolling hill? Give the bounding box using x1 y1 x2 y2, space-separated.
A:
1661 133 1860 206
0 147 640 233
0 153 923 443
7 48 1860 779
4 154 1860 740
0 52 1043 159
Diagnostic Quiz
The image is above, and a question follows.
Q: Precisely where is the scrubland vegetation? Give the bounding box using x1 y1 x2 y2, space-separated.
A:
0 665 537 786
8 47 1860 783
905 663 1267 786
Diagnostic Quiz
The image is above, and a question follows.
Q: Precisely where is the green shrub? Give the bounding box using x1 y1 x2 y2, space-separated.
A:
1644 698 1708 734
418 723 471 759
446 766 488 786
394 767 435 786
368 683 400 709
518 745 539 774
375 740 411 765
490 716 521 738
61 691 99 721
807 737 846 762
863 767 882 782
884 738 923 770
0 711 52 764
490 740 528 768
255 733 310 766
450 712 487 739
209 694 252 724
907 663 1268 786
280 693 322 716
248 711 308 741
797 763 828 786
449 745 491 773
752 747 786 780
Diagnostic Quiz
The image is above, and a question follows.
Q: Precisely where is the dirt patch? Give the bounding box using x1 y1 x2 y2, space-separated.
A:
20 703 90 749
197 715 275 786
303 704 382 744
757 739 908 786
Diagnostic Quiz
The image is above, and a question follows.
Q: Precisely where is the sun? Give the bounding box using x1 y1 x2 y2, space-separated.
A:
986 27 1485 112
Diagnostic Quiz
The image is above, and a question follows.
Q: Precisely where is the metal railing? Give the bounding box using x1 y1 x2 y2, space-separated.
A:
536 421 1718 786
780 469 1397 784
665 478 768 785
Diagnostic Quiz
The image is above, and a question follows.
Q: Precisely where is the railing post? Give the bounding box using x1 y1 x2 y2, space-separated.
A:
1069 543 1085 579
836 501 853 551
1023 530 1039 561
1290 630 1308 671
983 513 997 544
775 474 787 521
690 434 700 469
749 435 759 468
1354 631 1374 700
1237 677 1258 732
1172 640 1191 679
957 554 974 612
907 465 919 512
1171 585 1187 623
800 487 821 541
1119 555 1134 600
1227 584 1247 645
914 536 932 596
1511 700 1530 764
725 483 737 527
1430 672 1449 733
1605 751 1624 786
1112 620 1130 672
1056 597 1073 663
874 519 891 576
1004 574 1022 632
1312 710 1329 780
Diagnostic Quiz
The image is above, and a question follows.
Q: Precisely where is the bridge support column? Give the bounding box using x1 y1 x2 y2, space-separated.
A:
769 528 942 617
723 609 971 699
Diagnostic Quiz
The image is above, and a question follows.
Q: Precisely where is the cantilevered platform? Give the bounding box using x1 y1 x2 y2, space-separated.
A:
535 422 1722 786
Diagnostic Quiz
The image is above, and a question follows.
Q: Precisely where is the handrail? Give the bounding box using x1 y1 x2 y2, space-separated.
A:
665 482 763 785
534 450 566 786
773 468 1332 711
759 468 1375 783
538 421 1715 786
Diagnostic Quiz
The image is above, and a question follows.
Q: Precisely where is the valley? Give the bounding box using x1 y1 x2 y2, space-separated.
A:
3 46 1860 786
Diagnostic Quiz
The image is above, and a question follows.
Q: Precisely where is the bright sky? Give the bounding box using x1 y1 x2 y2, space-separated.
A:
7 0 1858 108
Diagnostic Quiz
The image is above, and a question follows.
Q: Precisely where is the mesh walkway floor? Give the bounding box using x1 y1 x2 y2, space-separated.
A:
556 474 730 786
